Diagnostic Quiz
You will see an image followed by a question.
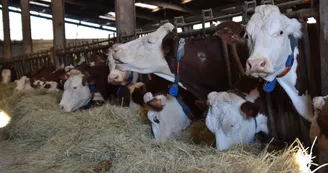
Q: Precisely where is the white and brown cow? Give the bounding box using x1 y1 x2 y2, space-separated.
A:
1 69 11 85
205 78 269 150
144 92 192 141
241 5 312 121
310 96 328 173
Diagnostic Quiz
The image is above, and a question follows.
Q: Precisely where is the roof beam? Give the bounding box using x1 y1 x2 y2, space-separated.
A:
137 0 199 14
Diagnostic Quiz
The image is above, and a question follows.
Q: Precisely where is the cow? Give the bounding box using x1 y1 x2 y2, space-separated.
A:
205 76 269 150
1 69 11 85
310 96 328 173
14 76 34 91
228 5 313 122
143 92 192 141
111 22 248 101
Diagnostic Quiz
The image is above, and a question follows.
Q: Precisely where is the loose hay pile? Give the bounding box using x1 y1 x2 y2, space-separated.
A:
0 83 316 173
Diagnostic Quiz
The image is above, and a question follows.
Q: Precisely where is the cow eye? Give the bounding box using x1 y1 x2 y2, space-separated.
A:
73 86 77 89
280 30 284 35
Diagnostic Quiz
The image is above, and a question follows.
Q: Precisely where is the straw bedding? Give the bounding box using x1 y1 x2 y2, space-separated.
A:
0 82 315 173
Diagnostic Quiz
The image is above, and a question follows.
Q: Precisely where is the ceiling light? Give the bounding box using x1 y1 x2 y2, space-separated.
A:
8 6 21 12
30 1 50 7
232 16 242 22
103 25 117 31
135 2 158 10
40 0 51 2
152 8 160 12
182 0 192 4
39 12 52 18
30 11 39 15
65 18 80 23
99 15 115 21
81 21 100 27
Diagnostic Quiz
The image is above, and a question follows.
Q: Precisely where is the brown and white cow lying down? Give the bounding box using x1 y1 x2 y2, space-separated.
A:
205 76 269 150
310 96 328 173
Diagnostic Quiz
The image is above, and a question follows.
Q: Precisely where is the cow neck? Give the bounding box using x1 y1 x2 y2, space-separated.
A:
263 36 313 121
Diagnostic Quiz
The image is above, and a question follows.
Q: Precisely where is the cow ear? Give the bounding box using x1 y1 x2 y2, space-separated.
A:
82 75 88 86
240 101 259 119
194 100 208 111
214 20 245 45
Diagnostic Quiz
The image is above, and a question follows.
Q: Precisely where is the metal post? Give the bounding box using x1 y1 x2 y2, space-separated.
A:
2 0 12 59
51 0 66 68
20 0 33 54
320 0 328 95
115 0 136 43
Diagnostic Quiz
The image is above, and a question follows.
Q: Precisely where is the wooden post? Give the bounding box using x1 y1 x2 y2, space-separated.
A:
115 0 136 43
320 0 328 96
20 0 33 54
2 0 12 59
51 0 66 68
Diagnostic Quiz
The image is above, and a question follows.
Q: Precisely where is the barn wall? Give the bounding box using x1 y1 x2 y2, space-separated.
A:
0 39 108 59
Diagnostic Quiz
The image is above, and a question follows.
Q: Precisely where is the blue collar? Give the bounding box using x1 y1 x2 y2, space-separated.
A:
167 38 193 120
263 35 298 92
169 38 185 97
127 72 134 83
176 96 194 120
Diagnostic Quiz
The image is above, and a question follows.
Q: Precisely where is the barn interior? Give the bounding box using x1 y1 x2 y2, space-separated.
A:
0 0 327 172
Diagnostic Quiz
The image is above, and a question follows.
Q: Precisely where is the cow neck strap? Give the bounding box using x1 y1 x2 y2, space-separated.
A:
263 35 298 92
169 38 185 96
167 38 194 120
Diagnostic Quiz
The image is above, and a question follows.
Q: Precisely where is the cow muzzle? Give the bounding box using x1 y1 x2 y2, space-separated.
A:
246 58 271 77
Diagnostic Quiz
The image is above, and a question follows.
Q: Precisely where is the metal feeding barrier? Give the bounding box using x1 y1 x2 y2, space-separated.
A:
55 38 115 67
0 38 116 79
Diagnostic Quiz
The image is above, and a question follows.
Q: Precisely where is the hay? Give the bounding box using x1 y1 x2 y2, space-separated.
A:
0 83 320 173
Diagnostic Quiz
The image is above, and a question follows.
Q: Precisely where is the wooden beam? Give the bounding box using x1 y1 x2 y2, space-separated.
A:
320 0 328 95
51 0 66 68
1 0 12 59
115 0 136 43
20 0 33 54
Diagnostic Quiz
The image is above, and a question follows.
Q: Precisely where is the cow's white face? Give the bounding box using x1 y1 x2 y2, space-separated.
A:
112 23 175 75
107 48 133 85
245 5 302 81
1 69 11 85
59 73 91 112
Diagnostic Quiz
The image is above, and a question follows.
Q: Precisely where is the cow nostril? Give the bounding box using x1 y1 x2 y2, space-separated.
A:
247 61 252 69
114 76 119 79
260 61 266 67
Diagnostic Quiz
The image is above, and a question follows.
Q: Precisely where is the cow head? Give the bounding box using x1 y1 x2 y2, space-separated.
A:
206 91 262 150
244 5 302 81
59 70 91 112
112 23 175 75
1 69 11 85
15 76 33 91
107 47 135 85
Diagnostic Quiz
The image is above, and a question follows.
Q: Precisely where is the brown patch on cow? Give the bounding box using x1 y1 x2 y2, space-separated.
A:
146 98 164 111
214 20 246 45
131 85 147 106
240 101 260 119
295 45 308 96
